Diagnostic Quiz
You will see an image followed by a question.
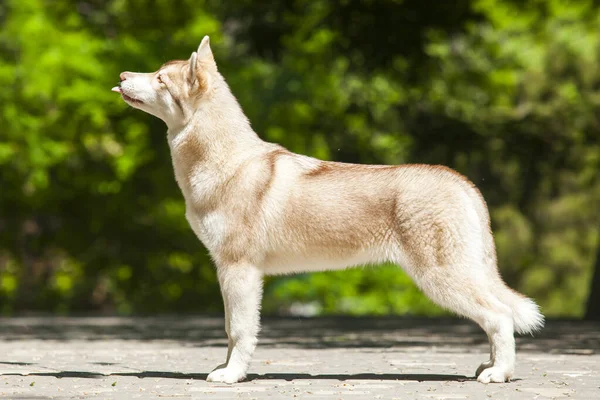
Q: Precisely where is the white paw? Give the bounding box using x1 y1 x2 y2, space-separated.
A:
206 366 246 384
477 366 511 383
475 360 494 377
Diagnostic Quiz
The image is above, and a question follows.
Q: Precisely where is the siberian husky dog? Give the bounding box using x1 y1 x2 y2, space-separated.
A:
113 37 544 384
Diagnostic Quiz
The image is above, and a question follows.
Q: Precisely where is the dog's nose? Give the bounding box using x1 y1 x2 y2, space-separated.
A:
120 72 130 82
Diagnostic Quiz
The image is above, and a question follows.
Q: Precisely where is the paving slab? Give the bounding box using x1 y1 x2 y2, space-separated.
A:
0 316 598 399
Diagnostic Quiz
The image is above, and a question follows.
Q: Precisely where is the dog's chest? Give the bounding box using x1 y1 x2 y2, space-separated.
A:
185 208 228 252
170 156 229 253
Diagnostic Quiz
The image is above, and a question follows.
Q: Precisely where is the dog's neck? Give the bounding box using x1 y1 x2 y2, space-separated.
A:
165 77 266 200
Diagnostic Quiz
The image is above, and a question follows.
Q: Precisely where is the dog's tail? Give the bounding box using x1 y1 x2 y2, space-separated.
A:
500 285 545 335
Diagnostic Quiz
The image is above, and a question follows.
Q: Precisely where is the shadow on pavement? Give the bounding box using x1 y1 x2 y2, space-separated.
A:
0 361 35 366
0 316 598 354
2 370 474 382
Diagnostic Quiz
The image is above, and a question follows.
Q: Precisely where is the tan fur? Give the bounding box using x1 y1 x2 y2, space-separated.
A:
114 36 544 384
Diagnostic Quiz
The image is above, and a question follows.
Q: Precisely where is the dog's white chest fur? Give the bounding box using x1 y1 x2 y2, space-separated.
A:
186 209 228 252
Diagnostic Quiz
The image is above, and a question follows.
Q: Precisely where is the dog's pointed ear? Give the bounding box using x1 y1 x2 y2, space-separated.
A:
197 36 213 63
188 36 214 86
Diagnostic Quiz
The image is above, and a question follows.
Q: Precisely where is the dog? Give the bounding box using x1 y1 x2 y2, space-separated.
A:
113 36 544 384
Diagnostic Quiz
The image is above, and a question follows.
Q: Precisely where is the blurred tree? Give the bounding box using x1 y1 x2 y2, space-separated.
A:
405 0 600 316
224 0 600 317
0 0 598 317
586 243 600 320
0 0 225 314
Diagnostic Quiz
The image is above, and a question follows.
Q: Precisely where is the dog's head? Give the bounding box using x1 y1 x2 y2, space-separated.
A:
113 36 217 126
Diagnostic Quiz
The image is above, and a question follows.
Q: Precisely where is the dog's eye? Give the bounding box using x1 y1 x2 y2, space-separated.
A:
157 75 165 85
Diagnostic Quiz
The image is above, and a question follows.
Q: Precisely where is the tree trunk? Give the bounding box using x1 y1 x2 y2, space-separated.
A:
585 241 600 320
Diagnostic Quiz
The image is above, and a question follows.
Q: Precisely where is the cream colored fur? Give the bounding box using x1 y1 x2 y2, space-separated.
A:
114 36 544 384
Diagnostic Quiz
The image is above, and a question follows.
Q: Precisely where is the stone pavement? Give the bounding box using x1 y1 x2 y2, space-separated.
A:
0 316 598 399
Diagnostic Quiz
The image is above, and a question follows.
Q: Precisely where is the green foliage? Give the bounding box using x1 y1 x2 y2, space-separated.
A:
0 0 598 317
265 265 445 316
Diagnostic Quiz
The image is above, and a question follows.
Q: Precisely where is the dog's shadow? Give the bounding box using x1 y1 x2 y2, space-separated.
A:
5 370 475 382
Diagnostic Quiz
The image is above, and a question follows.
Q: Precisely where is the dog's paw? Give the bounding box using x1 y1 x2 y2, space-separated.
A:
477 366 511 383
206 366 246 384
475 360 494 377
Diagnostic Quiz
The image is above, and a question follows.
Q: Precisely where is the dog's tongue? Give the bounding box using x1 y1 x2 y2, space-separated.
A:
111 86 122 93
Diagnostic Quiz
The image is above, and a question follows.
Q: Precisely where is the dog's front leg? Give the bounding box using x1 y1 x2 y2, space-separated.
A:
207 262 263 383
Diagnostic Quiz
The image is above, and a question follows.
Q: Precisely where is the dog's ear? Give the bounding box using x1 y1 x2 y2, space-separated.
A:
188 36 214 86
197 36 213 63
188 52 198 85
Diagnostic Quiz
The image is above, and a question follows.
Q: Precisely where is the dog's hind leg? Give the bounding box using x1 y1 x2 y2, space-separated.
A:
410 266 516 383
